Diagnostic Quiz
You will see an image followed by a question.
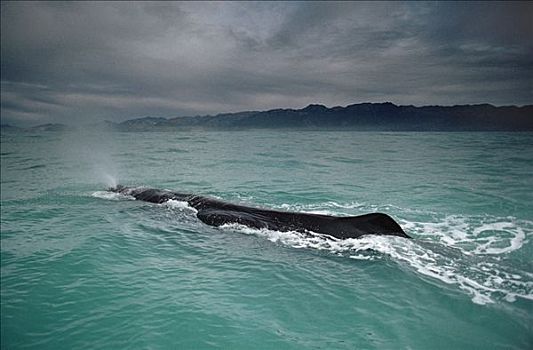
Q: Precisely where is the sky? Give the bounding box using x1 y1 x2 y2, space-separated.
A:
1 1 532 126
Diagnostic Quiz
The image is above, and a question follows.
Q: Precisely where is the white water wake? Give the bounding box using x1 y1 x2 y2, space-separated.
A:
220 217 532 305
93 192 533 305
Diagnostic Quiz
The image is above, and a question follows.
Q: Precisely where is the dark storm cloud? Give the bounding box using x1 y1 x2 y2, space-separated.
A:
1 1 532 125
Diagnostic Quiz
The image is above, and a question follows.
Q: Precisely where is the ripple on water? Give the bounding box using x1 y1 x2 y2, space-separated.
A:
91 191 533 305
219 211 532 305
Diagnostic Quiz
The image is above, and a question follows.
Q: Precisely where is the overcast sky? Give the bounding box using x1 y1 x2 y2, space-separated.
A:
1 1 532 126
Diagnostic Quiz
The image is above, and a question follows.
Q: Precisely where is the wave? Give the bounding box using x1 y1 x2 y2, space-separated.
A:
163 199 198 214
91 191 134 201
94 191 533 305
220 217 532 305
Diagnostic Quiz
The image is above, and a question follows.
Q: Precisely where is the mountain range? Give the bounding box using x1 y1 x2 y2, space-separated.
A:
3 102 533 131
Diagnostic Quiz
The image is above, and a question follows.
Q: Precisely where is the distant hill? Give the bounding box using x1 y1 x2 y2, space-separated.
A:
111 102 533 131
4 103 533 131
28 123 71 132
1 123 71 132
0 124 20 130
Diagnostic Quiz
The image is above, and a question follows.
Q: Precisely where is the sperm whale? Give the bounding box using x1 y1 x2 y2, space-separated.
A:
110 185 410 239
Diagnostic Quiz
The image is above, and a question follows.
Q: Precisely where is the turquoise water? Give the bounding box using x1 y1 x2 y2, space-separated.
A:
1 130 532 349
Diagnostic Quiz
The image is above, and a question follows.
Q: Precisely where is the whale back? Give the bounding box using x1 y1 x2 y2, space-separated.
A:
111 186 410 239
194 205 409 239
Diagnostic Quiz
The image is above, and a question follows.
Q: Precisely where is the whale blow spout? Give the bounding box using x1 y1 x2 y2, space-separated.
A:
110 185 410 239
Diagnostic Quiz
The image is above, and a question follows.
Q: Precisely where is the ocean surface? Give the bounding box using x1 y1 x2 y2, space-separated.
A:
1 129 532 349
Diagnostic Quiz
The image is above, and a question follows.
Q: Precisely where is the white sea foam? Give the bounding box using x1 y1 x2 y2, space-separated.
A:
95 192 532 305
400 216 531 256
220 214 533 306
278 201 366 216
91 191 135 201
163 199 198 214
472 223 526 255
